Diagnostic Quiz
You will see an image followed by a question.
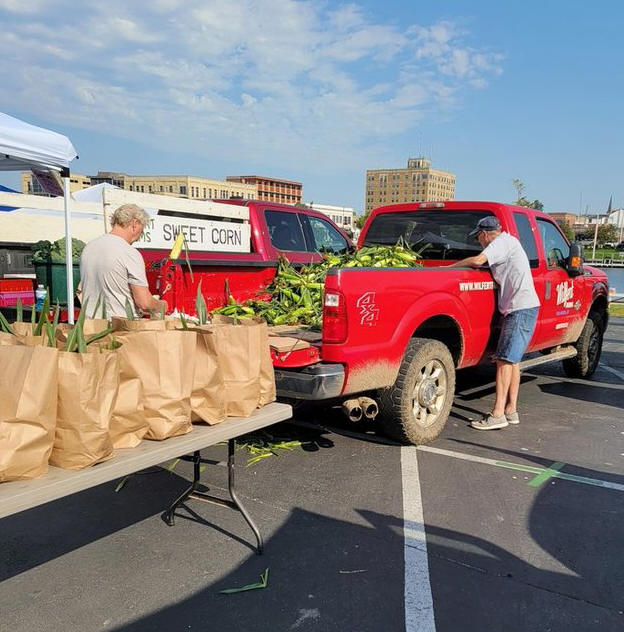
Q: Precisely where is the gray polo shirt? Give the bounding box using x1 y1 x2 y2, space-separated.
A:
80 233 148 318
482 232 540 315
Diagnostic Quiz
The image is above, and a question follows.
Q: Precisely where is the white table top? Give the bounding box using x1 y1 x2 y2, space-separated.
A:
0 402 292 519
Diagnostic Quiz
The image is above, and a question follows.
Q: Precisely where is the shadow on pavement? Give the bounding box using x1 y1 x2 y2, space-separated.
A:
101 499 623 632
0 467 192 582
537 380 624 409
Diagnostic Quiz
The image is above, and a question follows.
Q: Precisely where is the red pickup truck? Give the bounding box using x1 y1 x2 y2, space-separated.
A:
140 199 353 313
275 201 609 444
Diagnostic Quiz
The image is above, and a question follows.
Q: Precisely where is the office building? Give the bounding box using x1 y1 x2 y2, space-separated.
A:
25 170 257 200
120 174 255 200
365 158 455 214
307 203 355 231
226 175 302 205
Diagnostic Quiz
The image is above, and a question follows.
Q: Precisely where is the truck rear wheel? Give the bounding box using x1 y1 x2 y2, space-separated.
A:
378 338 455 445
562 311 604 378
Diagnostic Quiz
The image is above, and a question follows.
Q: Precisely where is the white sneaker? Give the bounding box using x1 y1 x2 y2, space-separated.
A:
505 412 520 425
470 414 509 431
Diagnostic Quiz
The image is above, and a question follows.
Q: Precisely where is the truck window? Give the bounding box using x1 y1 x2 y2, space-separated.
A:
363 210 492 259
513 212 539 268
536 218 569 268
306 216 349 254
265 210 306 251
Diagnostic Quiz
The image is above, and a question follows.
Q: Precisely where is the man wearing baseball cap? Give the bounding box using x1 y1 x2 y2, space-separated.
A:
449 215 540 430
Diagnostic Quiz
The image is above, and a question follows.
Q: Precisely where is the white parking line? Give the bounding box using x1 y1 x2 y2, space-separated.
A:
401 446 436 632
600 362 624 381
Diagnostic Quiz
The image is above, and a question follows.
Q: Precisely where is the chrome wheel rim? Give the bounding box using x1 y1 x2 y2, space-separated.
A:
411 360 447 428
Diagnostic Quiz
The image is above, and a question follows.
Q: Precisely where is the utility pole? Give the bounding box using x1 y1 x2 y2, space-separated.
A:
592 207 598 260
578 192 582 223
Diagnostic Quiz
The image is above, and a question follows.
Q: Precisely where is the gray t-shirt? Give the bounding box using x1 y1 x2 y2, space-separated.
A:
80 233 148 318
482 232 540 315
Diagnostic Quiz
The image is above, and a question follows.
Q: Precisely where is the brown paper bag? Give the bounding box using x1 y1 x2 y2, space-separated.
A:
11 321 34 337
241 318 276 407
165 317 188 330
113 330 196 440
0 346 58 482
49 350 118 470
111 317 166 332
58 318 110 335
110 375 148 449
17 335 47 347
0 332 19 346
206 322 261 417
191 329 226 425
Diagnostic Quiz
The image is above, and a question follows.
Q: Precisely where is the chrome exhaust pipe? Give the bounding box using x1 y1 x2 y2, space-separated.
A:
358 396 379 420
342 398 363 422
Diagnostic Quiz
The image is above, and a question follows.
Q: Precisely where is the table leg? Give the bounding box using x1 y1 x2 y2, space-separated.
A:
161 451 201 526
161 440 264 554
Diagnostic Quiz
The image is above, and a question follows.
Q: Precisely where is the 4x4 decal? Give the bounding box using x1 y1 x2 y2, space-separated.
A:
357 292 379 326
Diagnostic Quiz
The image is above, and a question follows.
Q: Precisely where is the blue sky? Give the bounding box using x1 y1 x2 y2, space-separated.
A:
0 0 621 215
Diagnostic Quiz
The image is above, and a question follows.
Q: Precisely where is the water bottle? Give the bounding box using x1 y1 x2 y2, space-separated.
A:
35 284 47 311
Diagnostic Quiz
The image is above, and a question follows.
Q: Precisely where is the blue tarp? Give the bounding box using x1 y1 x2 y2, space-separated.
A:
0 183 18 211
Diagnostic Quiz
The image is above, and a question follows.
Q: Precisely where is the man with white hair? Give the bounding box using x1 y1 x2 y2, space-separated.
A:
449 215 540 430
80 204 167 318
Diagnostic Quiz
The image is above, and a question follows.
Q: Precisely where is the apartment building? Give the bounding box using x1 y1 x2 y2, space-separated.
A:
365 158 455 214
226 175 302 205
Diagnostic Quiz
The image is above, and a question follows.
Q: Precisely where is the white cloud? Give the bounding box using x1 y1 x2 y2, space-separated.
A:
0 0 49 13
0 0 503 173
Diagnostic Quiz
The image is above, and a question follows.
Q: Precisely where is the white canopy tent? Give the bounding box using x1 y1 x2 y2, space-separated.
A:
0 112 78 322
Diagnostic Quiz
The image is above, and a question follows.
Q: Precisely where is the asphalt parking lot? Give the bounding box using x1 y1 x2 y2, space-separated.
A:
1 319 623 632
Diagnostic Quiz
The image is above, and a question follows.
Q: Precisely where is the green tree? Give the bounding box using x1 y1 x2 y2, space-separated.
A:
596 223 618 245
355 211 370 229
556 220 575 241
511 178 525 202
517 197 544 210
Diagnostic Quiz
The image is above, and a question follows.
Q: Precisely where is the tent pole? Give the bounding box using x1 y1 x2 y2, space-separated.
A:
62 168 75 324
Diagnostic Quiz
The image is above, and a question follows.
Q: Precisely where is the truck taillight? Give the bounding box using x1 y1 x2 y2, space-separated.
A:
323 290 347 343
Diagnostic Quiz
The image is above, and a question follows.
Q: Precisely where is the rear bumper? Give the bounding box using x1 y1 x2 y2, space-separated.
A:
275 363 345 400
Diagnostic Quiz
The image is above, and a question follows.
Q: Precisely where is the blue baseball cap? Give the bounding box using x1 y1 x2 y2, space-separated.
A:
469 216 501 236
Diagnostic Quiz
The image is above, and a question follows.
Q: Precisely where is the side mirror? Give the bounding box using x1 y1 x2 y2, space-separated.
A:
567 243 584 277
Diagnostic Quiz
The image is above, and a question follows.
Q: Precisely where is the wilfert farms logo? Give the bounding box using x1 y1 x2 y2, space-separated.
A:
357 292 379 326
555 281 574 306
459 281 495 291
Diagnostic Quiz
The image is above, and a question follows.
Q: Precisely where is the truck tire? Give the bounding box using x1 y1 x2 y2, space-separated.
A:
562 311 604 378
378 338 455 445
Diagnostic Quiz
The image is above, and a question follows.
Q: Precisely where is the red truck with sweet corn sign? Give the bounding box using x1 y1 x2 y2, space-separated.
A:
145 200 609 445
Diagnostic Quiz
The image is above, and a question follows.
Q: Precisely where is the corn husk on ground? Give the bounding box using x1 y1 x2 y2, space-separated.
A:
212 242 423 329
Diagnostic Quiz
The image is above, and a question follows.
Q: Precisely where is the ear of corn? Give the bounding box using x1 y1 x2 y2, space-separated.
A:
195 280 208 325
211 242 421 329
92 293 102 319
33 289 50 336
66 299 89 353
0 310 15 335
124 297 135 321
